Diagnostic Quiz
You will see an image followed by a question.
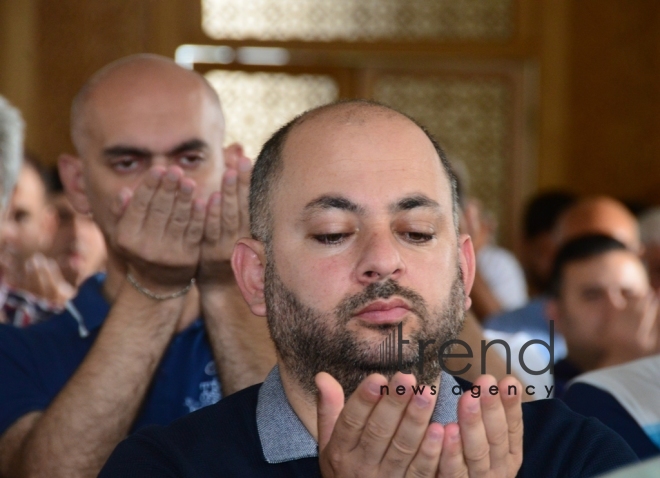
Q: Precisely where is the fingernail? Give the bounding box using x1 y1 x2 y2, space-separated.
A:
181 182 194 195
211 194 221 206
467 400 479 413
368 381 382 396
451 430 460 442
414 393 431 408
150 168 163 180
225 173 237 185
166 170 178 181
239 158 252 172
429 428 443 442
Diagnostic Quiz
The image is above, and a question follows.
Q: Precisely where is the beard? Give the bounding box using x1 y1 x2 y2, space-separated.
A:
264 258 466 399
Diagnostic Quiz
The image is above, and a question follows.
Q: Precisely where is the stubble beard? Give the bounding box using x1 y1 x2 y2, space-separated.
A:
264 257 466 399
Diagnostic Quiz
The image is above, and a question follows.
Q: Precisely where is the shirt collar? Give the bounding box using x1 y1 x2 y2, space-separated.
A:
256 366 460 464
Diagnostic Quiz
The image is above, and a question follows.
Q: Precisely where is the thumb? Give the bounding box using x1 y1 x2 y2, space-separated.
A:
315 372 345 451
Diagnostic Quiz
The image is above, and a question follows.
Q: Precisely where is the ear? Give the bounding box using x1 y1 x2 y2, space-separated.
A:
58 154 90 215
545 299 563 334
231 237 267 316
458 233 476 310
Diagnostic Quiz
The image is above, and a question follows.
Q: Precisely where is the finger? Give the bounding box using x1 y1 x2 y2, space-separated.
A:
456 380 490 475
31 255 54 300
316 372 346 451
237 156 252 238
324 374 388 454
143 167 182 238
224 143 243 169
165 177 195 241
357 372 417 465
220 170 239 241
119 167 164 230
500 376 524 466
407 423 444 478
383 381 438 472
203 193 222 242
111 187 133 218
438 424 467 478
476 376 510 474
185 198 207 245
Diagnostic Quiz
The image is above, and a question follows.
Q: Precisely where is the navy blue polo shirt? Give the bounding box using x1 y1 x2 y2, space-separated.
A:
0 274 221 436
100 367 638 477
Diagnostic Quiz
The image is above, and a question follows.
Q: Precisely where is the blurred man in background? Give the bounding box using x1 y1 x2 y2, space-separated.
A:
47 172 106 287
547 234 658 397
519 190 577 297
639 207 660 294
485 196 641 362
0 96 23 219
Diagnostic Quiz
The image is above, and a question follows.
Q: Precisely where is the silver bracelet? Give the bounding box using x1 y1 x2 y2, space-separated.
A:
126 272 195 301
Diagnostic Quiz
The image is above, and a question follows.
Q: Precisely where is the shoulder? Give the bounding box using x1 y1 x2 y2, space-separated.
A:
563 383 660 460
519 398 638 477
101 384 265 477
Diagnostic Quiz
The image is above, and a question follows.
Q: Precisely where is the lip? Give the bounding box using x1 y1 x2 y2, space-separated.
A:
354 299 412 325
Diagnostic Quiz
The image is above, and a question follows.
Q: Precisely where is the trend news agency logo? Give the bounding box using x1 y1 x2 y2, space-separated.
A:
378 321 556 398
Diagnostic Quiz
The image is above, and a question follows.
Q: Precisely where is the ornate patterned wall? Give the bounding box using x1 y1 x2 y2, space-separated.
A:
205 70 339 159
373 74 512 228
202 0 514 42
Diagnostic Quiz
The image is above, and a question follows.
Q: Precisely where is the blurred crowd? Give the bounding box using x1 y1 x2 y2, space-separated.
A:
0 53 659 477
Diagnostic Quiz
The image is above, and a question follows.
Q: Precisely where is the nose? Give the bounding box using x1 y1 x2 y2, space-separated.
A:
355 230 405 285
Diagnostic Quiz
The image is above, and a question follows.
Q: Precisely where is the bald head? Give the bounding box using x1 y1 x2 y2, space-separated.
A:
249 100 458 244
71 54 222 156
555 196 640 251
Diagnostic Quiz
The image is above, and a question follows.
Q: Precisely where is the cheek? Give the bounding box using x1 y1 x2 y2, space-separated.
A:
275 248 351 311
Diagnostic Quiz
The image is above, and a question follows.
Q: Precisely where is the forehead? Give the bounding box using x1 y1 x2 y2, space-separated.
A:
14 166 45 203
84 79 223 153
276 111 452 213
564 251 647 286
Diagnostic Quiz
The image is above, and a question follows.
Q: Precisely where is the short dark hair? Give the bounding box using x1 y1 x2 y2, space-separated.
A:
249 99 459 244
549 234 629 297
523 190 577 240
22 152 57 195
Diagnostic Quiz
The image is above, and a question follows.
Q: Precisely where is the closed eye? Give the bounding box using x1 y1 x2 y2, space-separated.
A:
312 233 352 245
110 157 142 173
401 231 435 244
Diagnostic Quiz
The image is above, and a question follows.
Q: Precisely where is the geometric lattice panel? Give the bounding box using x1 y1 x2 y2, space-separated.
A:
205 70 339 159
202 0 514 42
373 75 512 232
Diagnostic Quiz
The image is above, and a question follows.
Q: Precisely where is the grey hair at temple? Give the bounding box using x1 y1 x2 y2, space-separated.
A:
0 96 24 210
249 99 460 245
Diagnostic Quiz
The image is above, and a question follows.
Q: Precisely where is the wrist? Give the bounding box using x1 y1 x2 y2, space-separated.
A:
196 261 235 288
126 268 196 301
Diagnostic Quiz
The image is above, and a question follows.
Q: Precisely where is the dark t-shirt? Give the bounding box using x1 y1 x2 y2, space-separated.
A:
0 274 221 436
100 382 638 478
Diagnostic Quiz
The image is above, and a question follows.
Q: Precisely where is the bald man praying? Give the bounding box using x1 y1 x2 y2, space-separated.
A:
0 55 275 477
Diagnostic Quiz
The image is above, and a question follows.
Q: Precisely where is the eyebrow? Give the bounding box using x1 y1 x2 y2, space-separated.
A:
303 195 364 215
302 193 443 220
102 139 209 159
390 194 441 214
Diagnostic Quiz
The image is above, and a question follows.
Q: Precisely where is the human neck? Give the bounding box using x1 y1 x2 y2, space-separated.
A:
566 348 602 373
102 250 201 332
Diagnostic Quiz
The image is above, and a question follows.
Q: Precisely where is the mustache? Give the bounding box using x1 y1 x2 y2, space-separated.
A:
334 279 428 323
